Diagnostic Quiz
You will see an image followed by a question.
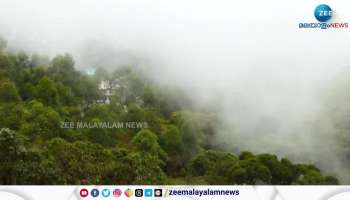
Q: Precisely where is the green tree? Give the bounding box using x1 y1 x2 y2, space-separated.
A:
295 164 338 185
129 129 168 184
103 148 135 184
238 155 271 184
84 118 117 147
128 152 167 184
189 150 239 184
16 149 64 184
143 86 157 107
0 79 21 102
20 101 61 140
48 54 82 97
172 112 218 158
0 103 24 130
121 104 161 134
46 138 115 184
160 125 185 176
131 129 167 161
33 76 59 106
0 128 26 184
257 154 296 184
16 51 30 69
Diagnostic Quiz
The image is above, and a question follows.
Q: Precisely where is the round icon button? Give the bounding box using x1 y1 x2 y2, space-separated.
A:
80 189 89 198
102 189 110 197
113 189 122 197
91 189 99 197
314 4 332 22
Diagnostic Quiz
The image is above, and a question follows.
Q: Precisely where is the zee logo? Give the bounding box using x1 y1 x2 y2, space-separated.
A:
314 4 332 22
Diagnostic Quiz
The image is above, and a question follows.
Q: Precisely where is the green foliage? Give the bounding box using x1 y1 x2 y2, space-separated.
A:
294 164 339 185
160 125 185 176
128 129 168 184
132 129 167 161
0 103 24 130
16 149 64 184
238 154 271 184
160 126 183 155
0 79 21 102
127 152 167 184
171 111 218 163
0 44 339 185
121 104 161 133
33 76 59 106
49 54 75 79
188 150 337 185
189 150 240 184
45 138 114 184
20 101 61 141
102 148 135 184
0 128 26 184
257 154 296 184
84 118 116 147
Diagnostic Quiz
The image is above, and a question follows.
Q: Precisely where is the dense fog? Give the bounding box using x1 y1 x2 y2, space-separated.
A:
1 0 350 182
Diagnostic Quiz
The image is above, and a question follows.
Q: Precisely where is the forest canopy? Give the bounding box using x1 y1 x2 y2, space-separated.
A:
0 37 339 185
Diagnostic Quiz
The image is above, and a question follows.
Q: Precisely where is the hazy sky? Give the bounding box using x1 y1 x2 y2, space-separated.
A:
0 0 349 82
1 0 349 99
1 0 350 181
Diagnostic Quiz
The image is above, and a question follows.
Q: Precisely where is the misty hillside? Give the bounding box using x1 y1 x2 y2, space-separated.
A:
0 38 340 185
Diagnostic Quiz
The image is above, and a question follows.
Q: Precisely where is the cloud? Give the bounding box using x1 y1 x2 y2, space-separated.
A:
1 0 350 182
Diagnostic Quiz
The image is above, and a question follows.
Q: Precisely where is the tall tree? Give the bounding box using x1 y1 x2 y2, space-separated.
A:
0 128 26 184
0 79 21 103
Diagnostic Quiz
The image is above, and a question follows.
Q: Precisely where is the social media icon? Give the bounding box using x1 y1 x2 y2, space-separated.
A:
102 189 110 197
80 188 89 198
154 189 162 197
144 189 153 197
124 188 133 197
113 189 122 197
91 189 99 197
135 189 143 197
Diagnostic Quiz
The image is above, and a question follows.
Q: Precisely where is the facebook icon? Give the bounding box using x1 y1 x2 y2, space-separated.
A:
91 189 99 197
